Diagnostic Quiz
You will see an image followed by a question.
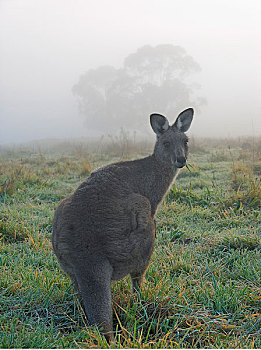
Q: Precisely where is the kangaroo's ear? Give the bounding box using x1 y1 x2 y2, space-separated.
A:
173 108 194 132
150 113 169 136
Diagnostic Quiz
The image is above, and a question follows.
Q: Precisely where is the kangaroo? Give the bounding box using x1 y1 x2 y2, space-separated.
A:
52 108 193 341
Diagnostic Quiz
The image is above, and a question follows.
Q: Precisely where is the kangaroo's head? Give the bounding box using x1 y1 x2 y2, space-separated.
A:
150 108 194 168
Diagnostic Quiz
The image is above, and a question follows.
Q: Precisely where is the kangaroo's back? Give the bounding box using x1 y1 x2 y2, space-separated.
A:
52 108 194 342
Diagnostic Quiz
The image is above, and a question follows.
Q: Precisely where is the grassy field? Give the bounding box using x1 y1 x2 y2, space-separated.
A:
0 138 261 348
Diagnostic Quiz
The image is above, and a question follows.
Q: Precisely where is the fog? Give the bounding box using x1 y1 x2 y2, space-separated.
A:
0 0 261 145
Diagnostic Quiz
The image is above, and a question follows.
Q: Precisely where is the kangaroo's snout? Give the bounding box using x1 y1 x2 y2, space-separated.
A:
175 156 186 168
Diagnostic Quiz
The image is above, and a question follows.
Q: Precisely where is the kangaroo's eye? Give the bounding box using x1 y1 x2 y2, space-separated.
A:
184 140 188 146
163 141 170 148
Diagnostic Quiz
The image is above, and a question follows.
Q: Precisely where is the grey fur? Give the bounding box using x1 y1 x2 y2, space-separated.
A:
52 108 194 341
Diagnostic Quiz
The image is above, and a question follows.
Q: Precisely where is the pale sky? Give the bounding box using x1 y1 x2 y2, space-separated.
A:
0 0 261 144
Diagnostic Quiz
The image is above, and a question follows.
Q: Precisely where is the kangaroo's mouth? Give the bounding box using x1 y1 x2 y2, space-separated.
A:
171 156 187 168
172 156 187 168
175 160 186 168
170 156 187 168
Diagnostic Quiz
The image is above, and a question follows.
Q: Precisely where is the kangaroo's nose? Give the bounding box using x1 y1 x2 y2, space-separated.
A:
175 156 186 168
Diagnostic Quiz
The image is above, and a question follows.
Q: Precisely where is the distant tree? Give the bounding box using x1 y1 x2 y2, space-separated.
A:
73 44 205 133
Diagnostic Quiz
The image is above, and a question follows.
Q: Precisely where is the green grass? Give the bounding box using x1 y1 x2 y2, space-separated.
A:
0 144 260 348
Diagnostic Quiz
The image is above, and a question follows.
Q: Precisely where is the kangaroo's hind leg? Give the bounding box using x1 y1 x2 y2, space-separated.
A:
73 256 113 342
130 269 147 292
130 218 156 293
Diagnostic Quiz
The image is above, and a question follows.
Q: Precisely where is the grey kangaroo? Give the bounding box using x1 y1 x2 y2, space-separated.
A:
52 108 194 341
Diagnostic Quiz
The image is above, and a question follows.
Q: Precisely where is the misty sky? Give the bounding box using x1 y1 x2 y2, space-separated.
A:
0 0 261 144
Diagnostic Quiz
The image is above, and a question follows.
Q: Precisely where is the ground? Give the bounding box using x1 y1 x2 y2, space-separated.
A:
0 138 260 348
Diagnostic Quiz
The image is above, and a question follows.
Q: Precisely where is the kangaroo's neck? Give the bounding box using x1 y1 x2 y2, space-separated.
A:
135 155 179 216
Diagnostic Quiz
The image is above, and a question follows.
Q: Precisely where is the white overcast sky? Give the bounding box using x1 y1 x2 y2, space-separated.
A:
0 0 261 144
